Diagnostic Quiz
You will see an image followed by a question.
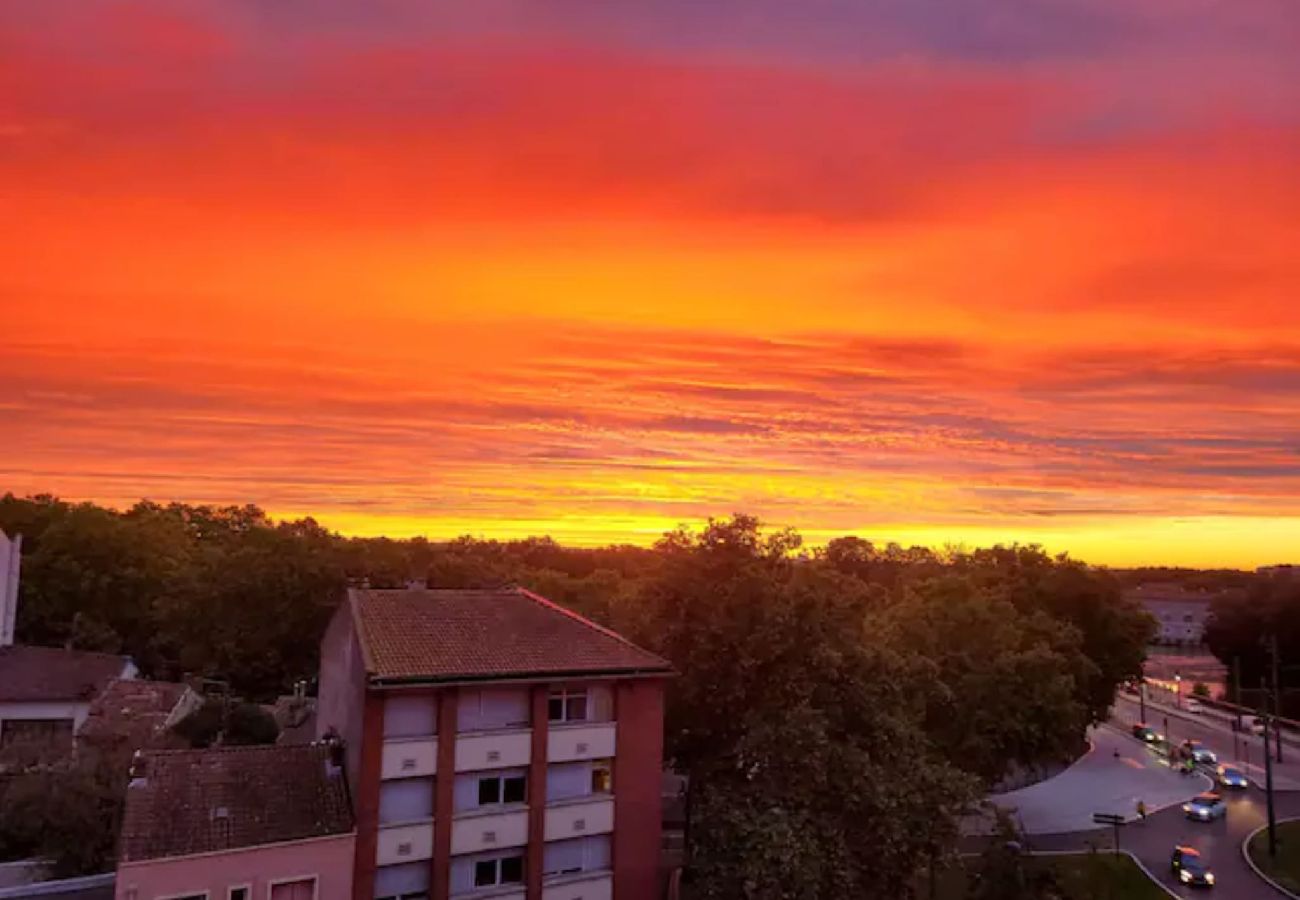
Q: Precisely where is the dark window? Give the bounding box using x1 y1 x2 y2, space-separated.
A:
591 761 613 793
547 696 564 722
0 719 74 752
473 861 496 887
500 856 524 884
566 694 588 722
503 775 526 804
230 889 249 900
478 778 501 805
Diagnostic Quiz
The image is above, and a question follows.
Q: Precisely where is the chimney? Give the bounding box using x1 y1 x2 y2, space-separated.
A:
0 531 20 647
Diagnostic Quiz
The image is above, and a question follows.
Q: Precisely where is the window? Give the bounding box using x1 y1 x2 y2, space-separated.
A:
379 778 435 825
473 854 524 888
0 719 74 752
591 759 613 794
477 772 527 807
375 862 429 900
383 694 437 739
228 887 249 900
269 879 314 900
458 688 530 732
543 836 611 879
548 688 588 724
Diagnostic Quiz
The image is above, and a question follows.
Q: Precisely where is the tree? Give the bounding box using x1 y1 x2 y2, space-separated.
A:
0 755 128 875
634 516 977 899
878 576 1093 782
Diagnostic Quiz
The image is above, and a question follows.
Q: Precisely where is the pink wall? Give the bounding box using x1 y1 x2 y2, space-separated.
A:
117 833 355 900
317 599 367 787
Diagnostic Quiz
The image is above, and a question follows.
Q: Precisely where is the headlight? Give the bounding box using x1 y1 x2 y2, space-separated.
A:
1183 804 1192 812
1180 870 1192 883
1205 873 1215 884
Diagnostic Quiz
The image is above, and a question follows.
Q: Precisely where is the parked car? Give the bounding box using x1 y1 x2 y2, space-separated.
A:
1186 698 1204 714
1217 765 1249 789
1183 792 1227 821
1171 845 1216 887
1132 722 1163 743
1182 740 1218 765
1250 717 1267 736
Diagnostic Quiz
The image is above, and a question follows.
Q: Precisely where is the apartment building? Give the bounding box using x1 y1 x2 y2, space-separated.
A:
317 587 672 900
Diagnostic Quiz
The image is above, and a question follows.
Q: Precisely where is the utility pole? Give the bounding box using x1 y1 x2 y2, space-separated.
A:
1139 678 1147 723
1233 656 1243 732
1262 678 1278 859
1271 633 1284 763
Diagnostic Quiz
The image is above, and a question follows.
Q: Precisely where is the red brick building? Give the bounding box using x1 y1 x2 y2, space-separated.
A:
317 588 671 900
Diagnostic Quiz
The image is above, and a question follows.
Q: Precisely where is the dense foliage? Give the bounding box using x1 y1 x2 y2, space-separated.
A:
0 495 1155 892
1204 572 1300 713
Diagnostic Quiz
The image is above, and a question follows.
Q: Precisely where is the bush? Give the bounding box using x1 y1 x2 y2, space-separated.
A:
225 703 280 746
171 699 280 747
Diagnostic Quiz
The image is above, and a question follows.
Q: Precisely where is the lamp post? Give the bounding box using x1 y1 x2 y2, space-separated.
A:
1175 672 1182 710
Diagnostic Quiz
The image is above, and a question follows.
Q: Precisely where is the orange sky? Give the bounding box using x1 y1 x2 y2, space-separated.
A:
3 1 1299 567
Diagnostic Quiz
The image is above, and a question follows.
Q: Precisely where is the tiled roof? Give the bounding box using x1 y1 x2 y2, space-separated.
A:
119 743 354 862
79 679 192 749
350 587 673 683
0 644 130 703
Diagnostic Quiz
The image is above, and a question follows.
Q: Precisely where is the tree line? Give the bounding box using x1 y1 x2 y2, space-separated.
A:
0 495 1156 896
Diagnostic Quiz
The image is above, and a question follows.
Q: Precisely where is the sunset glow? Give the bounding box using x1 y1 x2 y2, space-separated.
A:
3 1 1299 566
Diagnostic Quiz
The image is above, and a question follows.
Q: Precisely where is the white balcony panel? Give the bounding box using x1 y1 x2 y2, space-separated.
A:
542 874 613 900
375 822 434 867
544 798 614 841
381 738 438 780
547 724 615 763
454 729 531 772
450 809 529 856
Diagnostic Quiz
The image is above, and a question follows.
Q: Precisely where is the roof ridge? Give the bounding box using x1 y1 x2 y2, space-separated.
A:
513 587 667 664
143 743 323 759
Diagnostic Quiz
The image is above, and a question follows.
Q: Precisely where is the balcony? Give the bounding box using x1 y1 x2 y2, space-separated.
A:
546 723 615 763
381 737 438 780
375 821 434 867
544 797 614 841
450 808 529 856
455 729 532 772
541 872 613 900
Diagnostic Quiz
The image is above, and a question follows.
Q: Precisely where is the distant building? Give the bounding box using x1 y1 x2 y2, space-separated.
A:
79 678 201 758
1125 582 1217 645
1258 564 1299 580
317 587 672 900
116 743 356 900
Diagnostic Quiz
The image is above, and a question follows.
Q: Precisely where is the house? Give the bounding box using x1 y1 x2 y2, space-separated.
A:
0 644 137 766
316 587 673 900
115 743 356 900
78 679 201 759
1124 583 1217 645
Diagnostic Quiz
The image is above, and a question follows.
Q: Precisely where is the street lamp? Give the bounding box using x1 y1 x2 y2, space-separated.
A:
1174 672 1182 710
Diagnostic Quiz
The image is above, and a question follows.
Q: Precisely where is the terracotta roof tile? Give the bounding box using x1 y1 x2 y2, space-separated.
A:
119 743 353 862
350 587 672 683
79 679 192 749
0 644 130 703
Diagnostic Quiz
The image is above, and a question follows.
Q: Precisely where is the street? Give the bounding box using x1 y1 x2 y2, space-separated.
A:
972 699 1300 899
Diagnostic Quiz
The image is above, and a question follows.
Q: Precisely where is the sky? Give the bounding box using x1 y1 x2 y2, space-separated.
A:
2 1 1299 567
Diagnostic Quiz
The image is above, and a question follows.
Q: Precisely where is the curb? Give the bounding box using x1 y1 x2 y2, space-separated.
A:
1242 818 1300 900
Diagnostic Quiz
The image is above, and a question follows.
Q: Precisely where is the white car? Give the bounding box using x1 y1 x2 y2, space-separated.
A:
1185 698 1204 714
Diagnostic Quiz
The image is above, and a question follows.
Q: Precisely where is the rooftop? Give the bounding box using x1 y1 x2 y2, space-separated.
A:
78 679 193 750
118 743 353 863
349 587 672 684
0 644 132 703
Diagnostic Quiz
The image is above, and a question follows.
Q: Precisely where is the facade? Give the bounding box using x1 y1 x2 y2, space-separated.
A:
1124 583 1214 645
116 744 356 900
317 588 672 900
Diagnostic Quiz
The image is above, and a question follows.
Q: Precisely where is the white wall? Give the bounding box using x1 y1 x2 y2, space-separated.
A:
0 700 90 732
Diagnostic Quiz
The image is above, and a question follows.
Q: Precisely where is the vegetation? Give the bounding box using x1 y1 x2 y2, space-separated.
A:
1204 573 1300 716
170 699 281 748
0 495 1156 891
1248 821 1300 895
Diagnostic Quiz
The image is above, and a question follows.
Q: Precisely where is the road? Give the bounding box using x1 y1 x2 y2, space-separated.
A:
1113 694 1300 790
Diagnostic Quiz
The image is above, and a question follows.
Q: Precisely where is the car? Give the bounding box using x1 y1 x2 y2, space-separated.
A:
1183 792 1227 821
1250 717 1267 736
1186 698 1204 714
1182 740 1218 765
1132 722 1163 743
1217 765 1249 789
1171 845 1216 888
